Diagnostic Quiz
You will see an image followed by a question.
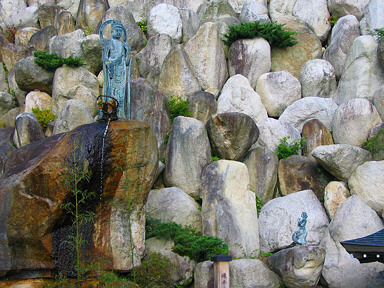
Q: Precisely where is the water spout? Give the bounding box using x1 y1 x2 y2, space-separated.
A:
100 118 111 199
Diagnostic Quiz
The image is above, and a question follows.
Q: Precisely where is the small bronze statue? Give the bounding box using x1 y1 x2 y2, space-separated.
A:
292 212 308 246
99 19 132 120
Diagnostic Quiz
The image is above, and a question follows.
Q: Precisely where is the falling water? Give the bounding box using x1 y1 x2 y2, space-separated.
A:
100 118 111 199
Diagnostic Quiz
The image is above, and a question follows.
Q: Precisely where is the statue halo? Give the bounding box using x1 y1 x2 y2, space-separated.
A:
99 20 127 44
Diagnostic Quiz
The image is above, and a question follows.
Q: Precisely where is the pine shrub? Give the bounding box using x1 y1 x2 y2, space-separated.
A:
34 51 85 72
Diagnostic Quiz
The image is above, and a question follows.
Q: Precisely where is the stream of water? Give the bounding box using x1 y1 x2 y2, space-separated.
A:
100 118 111 199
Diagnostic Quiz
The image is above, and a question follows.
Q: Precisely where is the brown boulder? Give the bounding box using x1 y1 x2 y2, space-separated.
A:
302 119 334 160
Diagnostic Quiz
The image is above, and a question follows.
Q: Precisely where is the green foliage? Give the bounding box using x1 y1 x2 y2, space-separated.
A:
329 14 339 26
136 20 148 35
34 51 85 72
276 136 306 160
255 194 262 215
370 28 384 42
364 129 384 160
2 63 8 80
146 218 229 263
32 107 57 130
129 252 175 288
211 156 220 162
223 21 298 48
168 95 191 123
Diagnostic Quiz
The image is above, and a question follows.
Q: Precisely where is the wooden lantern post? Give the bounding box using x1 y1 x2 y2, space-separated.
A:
211 254 232 288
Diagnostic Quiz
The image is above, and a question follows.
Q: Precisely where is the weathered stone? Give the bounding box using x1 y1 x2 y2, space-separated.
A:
256 71 301 117
76 0 108 32
184 22 228 93
335 36 384 104
24 91 52 114
271 17 322 78
146 187 202 231
243 147 278 205
4 6 39 30
311 144 372 181
52 99 93 135
268 246 325 288
331 98 382 147
14 57 54 94
369 271 384 288
0 145 15 175
158 45 200 99
228 38 271 89
0 64 9 94
360 0 384 35
197 0 237 24
349 161 384 214
14 27 40 47
373 86 384 121
321 195 384 288
207 112 259 161
214 15 241 41
0 127 14 146
279 97 338 132
240 0 270 23
165 116 211 198
179 8 200 43
194 261 214 288
0 92 18 118
1 44 32 72
96 6 147 51
189 91 217 124
328 0 369 20
13 112 45 148
56 11 76 35
201 160 260 258
0 0 27 26
379 40 384 69
52 66 99 117
228 0 248 13
147 3 182 43
259 190 329 253
217 74 268 125
136 34 173 86
28 26 58 52
230 259 281 288
70 34 102 75
254 118 301 153
322 15 360 79
278 155 334 201
0 107 23 128
324 181 350 220
299 59 337 98
49 29 85 58
56 0 81 19
131 78 171 155
37 4 63 29
302 119 334 160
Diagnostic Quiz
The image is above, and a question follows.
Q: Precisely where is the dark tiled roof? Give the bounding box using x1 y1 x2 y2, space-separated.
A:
341 229 384 248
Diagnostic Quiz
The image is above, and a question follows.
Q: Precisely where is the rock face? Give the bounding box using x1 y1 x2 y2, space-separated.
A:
146 187 202 231
0 92 18 118
268 246 325 288
164 116 211 198
189 91 217 124
323 181 350 220
327 0 369 19
348 161 384 214
207 112 259 161
228 38 271 89
201 160 260 258
302 119 334 160
70 34 102 76
76 0 108 32
321 195 384 288
13 112 45 148
0 121 158 275
259 190 329 253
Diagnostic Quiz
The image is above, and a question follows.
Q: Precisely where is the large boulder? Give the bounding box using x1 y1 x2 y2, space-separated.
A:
328 0 369 19
259 190 329 253
76 0 108 32
348 160 384 214
299 59 337 98
189 91 217 124
331 98 382 147
322 15 360 79
360 0 384 35
14 56 55 94
164 116 211 198
228 38 271 89
56 11 76 35
321 195 384 288
179 8 201 43
239 0 270 24
217 74 268 125
0 92 18 118
256 71 301 117
201 160 260 258
302 119 334 160
37 3 63 29
49 29 85 58
268 246 325 288
15 27 40 46
373 86 384 121
13 112 45 148
1 44 32 72
70 34 102 76
130 78 171 155
323 181 350 220
28 26 58 52
146 187 202 231
0 0 27 26
184 22 228 95
206 112 259 161
243 147 279 205
4 6 39 30
335 35 384 105
311 144 372 181
24 91 52 113
279 97 338 132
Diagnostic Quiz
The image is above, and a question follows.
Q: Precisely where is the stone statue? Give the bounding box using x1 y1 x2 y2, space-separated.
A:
99 20 132 120
292 212 308 246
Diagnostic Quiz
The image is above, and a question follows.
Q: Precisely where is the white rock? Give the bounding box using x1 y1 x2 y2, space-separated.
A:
24 91 52 113
4 6 39 30
332 98 382 147
279 97 338 132
256 71 301 117
239 0 269 23
360 0 384 35
0 0 26 27
328 0 370 20
373 86 384 121
259 190 329 253
49 29 85 58
349 161 384 214
147 3 182 43
217 74 267 125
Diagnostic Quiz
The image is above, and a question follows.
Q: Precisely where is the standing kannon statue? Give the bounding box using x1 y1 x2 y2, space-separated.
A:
99 20 132 120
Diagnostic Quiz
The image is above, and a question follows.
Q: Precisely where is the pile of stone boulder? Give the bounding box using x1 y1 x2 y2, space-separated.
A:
1 0 384 287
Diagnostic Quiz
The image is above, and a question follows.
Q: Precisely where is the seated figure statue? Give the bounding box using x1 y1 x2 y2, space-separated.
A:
292 212 308 246
99 20 132 120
